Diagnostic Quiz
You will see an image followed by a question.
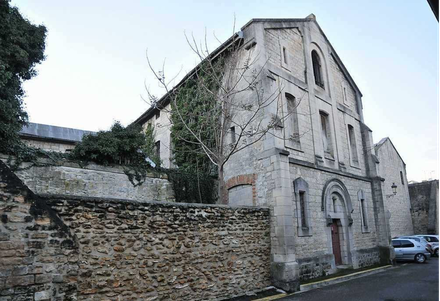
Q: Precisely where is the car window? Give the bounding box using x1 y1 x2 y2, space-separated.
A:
400 240 414 248
392 240 401 248
424 236 438 242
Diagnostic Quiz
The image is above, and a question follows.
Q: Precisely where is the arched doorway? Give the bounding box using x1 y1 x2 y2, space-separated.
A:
322 179 354 267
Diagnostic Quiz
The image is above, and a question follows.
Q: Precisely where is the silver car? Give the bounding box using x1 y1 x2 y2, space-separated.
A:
392 238 431 263
414 235 439 257
397 236 433 255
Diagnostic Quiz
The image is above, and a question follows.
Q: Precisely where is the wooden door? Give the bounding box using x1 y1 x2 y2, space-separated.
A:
331 221 342 265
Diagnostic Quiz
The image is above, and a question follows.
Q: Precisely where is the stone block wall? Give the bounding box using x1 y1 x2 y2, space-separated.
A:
0 161 78 301
1 156 174 203
409 180 439 235
265 27 306 82
0 161 271 300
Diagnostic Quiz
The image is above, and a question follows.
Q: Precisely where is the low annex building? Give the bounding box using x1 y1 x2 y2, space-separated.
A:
134 15 411 290
19 122 94 153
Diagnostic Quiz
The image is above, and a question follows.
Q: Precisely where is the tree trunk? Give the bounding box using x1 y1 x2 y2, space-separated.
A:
218 166 227 204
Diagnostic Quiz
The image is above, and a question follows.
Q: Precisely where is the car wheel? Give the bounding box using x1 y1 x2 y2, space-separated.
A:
415 253 426 263
435 249 439 257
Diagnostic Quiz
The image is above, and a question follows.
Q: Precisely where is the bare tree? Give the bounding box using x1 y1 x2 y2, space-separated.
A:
144 26 306 203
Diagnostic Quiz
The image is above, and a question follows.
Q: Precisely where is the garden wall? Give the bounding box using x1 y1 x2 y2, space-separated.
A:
0 160 271 300
0 155 174 202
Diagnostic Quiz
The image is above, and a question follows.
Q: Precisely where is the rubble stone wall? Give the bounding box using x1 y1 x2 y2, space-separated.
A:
49 197 271 300
409 180 439 235
0 161 271 300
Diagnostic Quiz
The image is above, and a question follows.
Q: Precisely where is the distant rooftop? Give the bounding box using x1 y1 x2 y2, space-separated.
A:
20 122 95 143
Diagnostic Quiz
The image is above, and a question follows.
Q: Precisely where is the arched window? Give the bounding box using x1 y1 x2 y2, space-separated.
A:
312 50 324 88
294 177 311 236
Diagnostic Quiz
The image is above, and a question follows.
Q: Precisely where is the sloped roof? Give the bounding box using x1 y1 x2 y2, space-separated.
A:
374 137 406 166
20 122 94 143
133 15 363 126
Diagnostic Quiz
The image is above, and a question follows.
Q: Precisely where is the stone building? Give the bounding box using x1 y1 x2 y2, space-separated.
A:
409 180 439 235
134 15 395 291
374 137 414 238
19 122 94 153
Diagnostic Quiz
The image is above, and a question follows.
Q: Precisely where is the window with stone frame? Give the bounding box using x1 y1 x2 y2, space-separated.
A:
285 93 300 149
280 41 290 71
230 126 236 144
342 82 349 105
347 124 359 165
312 50 324 88
282 46 288 65
155 140 161 160
357 190 369 232
294 177 311 236
320 111 333 157
400 171 404 185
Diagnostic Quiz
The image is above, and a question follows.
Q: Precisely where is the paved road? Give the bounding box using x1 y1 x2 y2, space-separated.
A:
281 257 439 301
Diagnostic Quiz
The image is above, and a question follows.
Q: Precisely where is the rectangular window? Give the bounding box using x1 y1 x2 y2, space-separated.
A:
343 86 348 104
155 140 160 159
286 93 300 147
294 177 310 236
360 199 367 228
348 125 358 164
400 171 404 185
320 111 332 156
299 191 307 228
282 47 287 65
230 126 236 144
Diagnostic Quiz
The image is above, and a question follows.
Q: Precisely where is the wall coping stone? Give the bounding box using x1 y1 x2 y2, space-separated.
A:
40 193 271 211
0 154 167 179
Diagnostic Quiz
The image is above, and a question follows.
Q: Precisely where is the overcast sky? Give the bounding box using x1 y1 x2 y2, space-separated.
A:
11 0 439 182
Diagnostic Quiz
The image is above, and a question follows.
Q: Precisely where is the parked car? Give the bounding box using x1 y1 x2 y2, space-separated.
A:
392 238 431 263
414 235 439 257
396 236 433 255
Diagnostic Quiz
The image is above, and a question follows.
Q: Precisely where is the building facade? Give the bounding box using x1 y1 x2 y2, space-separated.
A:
134 15 395 291
375 137 414 238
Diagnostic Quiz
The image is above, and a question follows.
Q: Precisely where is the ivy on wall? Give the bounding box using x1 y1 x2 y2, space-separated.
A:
0 1 47 155
169 61 223 176
165 169 216 204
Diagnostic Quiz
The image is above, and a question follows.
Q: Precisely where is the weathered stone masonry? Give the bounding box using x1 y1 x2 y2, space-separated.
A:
0 156 174 203
409 180 439 235
0 160 78 301
0 161 271 300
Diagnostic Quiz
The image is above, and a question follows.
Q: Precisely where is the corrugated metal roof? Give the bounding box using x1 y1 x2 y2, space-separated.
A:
20 122 94 143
